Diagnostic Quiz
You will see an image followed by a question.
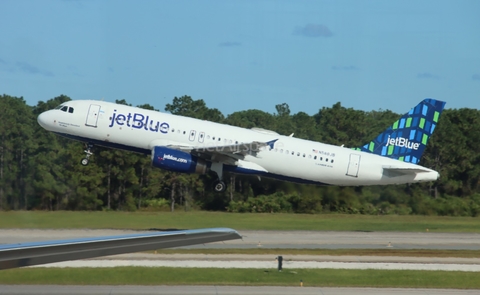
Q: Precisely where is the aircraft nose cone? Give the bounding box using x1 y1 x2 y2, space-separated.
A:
37 112 49 129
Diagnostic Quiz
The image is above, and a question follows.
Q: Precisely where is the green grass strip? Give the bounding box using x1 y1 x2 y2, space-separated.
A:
1 211 480 232
1 268 479 289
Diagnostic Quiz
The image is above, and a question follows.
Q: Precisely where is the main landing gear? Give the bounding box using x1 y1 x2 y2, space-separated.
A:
210 162 226 192
80 143 94 166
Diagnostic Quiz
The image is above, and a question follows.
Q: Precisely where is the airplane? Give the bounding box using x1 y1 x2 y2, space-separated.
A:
7 98 442 269
37 98 446 192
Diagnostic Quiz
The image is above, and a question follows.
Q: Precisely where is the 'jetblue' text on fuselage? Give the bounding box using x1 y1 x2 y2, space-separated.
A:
109 110 169 134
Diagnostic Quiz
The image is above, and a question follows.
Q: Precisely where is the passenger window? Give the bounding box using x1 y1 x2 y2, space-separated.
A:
314 156 317 160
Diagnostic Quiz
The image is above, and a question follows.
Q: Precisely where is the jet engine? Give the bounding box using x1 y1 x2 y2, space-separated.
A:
151 146 207 174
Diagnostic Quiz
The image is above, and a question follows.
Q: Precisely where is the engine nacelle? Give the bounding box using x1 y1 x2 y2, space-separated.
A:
151 146 207 174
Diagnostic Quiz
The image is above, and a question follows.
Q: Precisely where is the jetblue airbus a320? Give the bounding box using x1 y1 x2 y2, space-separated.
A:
37 98 446 192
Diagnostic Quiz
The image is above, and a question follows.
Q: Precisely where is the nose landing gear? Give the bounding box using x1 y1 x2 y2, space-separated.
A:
80 143 94 166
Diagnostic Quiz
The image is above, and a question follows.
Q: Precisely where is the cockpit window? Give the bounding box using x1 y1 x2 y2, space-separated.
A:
55 104 74 113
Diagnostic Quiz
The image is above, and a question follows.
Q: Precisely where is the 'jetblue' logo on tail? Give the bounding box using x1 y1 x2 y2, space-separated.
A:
355 98 446 164
385 136 420 150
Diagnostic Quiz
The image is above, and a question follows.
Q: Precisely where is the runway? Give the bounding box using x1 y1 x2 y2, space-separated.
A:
2 229 480 250
2 229 480 294
0 285 479 295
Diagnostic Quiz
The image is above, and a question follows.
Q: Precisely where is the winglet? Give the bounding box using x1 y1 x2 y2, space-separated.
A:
267 139 279 149
354 99 446 164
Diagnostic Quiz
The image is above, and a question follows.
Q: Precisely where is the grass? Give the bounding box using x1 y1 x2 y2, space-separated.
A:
152 248 480 258
2 211 478 288
1 267 479 289
1 211 480 232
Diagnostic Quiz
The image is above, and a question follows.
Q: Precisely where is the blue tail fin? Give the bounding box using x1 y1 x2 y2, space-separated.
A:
354 98 446 164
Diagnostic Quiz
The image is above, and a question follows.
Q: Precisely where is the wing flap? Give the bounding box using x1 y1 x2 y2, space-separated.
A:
0 228 241 270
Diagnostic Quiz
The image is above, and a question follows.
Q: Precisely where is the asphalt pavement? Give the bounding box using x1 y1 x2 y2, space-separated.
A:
2 229 480 250
1 285 479 295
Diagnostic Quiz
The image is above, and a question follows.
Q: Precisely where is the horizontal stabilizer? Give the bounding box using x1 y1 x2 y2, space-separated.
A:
383 166 432 174
0 228 241 270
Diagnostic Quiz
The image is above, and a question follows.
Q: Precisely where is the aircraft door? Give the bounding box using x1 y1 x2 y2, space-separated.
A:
198 132 205 143
346 154 361 177
189 130 197 141
85 104 101 127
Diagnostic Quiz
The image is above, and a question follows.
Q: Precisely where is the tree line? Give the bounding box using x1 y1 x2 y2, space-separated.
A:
1 94 480 216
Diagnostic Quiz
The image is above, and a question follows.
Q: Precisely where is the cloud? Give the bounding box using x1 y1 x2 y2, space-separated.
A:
16 61 54 77
331 65 358 71
218 42 241 47
417 72 439 79
293 24 333 38
472 74 480 81
0 58 14 73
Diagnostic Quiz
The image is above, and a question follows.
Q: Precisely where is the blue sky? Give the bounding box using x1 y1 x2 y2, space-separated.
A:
1 0 479 115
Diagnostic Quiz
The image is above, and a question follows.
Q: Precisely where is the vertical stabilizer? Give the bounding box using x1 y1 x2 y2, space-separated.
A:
354 98 446 164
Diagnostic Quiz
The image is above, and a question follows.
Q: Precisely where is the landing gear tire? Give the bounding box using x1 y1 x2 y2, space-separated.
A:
81 143 94 166
214 181 227 193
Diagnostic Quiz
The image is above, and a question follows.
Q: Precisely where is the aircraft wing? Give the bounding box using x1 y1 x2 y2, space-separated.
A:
177 139 278 161
0 228 241 270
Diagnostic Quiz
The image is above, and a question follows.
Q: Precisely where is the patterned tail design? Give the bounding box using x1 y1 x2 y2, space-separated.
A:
353 99 446 164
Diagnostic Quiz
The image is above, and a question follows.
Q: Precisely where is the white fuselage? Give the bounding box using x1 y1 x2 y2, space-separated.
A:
37 100 439 186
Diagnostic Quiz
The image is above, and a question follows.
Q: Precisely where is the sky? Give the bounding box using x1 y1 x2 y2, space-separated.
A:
1 0 479 116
